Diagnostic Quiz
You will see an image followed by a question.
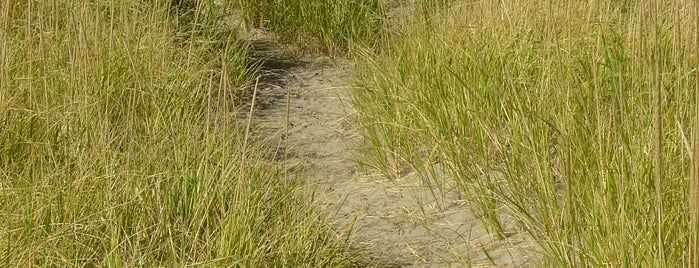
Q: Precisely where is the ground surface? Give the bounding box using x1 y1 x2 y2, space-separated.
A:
237 31 538 267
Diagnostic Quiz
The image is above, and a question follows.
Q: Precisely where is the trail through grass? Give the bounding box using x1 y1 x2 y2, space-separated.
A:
10 0 696 266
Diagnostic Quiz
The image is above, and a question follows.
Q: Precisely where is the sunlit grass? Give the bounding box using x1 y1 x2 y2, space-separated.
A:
0 0 357 266
352 1 698 266
233 0 384 56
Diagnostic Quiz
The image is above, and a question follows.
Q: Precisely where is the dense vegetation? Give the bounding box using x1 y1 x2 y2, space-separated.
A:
353 1 699 266
233 0 384 55
0 1 357 266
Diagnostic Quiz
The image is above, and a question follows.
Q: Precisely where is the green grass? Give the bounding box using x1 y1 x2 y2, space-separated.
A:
352 1 698 266
233 0 384 56
0 0 356 266
10 0 698 266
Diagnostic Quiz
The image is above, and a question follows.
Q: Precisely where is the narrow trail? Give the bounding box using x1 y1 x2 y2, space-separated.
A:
239 33 537 267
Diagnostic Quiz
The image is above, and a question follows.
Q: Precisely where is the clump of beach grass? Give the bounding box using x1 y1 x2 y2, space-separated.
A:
0 0 357 266
233 0 385 56
352 1 699 266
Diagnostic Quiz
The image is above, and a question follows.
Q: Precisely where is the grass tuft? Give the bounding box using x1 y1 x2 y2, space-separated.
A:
234 0 385 56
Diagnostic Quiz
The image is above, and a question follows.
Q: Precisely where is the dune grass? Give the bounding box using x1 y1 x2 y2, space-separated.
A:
352 1 699 266
232 0 384 56
0 0 357 266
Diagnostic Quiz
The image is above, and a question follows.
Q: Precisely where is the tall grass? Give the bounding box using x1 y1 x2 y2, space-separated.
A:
352 1 698 266
0 0 356 266
233 0 384 56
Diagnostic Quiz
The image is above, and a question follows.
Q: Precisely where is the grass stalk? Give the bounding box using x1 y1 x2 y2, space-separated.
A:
693 0 699 265
242 77 260 166
653 0 665 265
285 80 291 183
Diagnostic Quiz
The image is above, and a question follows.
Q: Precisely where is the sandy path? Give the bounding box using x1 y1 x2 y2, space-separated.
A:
241 34 538 267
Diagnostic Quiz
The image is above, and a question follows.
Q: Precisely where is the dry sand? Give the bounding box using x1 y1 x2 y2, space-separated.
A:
240 32 539 267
